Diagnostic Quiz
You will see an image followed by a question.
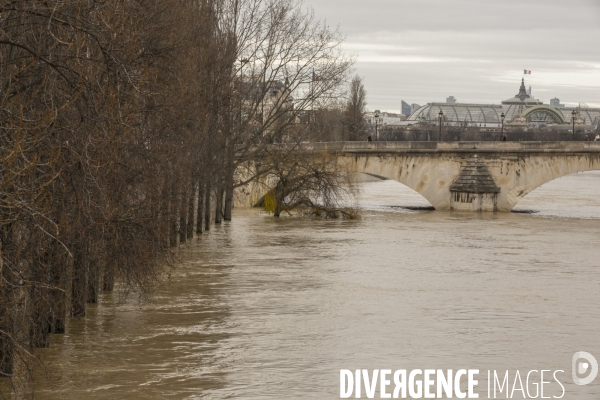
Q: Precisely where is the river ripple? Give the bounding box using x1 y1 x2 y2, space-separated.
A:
35 172 600 399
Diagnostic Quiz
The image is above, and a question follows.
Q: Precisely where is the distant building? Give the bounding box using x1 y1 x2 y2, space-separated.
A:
365 111 380 125
365 111 405 126
405 79 600 127
243 78 293 125
550 97 564 108
410 103 421 114
401 100 412 116
500 78 543 123
446 96 457 104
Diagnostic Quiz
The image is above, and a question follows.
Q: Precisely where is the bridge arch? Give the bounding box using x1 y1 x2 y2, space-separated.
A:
522 105 566 124
354 172 434 207
513 170 600 211
506 159 600 209
341 153 462 210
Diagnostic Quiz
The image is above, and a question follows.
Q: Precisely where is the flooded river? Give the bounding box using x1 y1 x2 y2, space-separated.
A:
36 172 600 399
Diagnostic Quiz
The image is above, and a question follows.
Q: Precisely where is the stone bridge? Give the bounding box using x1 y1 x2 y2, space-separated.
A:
297 141 600 211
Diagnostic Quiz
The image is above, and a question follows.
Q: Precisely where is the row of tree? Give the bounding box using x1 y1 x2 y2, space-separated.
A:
0 0 362 394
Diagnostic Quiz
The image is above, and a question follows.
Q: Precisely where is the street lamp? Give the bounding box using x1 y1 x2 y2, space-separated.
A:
374 112 380 141
438 110 443 141
572 110 576 140
500 112 505 140
239 59 249 81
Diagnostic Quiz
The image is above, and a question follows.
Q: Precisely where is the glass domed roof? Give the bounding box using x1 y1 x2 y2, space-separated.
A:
408 103 504 125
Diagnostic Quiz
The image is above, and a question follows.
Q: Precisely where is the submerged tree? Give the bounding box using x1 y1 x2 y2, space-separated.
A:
0 0 219 393
257 138 358 219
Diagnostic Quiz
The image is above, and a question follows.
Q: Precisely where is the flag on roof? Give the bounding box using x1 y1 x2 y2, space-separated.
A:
524 70 532 74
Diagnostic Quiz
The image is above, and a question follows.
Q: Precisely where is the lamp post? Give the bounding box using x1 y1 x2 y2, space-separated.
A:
438 110 443 141
500 112 505 139
374 112 380 141
572 110 576 140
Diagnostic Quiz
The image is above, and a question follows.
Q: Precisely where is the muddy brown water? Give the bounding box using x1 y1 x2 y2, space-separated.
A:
30 171 600 399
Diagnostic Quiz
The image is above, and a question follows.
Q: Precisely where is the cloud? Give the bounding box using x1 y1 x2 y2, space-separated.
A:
316 0 600 34
306 0 600 112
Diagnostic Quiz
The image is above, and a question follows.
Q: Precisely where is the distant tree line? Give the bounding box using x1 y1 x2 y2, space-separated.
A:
0 0 353 394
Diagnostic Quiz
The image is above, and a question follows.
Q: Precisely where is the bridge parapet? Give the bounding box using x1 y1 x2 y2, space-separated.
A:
303 141 600 154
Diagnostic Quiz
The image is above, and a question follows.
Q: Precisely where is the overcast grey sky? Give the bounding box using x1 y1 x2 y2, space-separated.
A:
304 0 600 112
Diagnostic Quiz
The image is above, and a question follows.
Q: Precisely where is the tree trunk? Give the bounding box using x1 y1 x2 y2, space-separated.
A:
29 285 51 348
204 183 211 231
87 259 99 304
0 262 29 379
10 278 30 392
273 181 285 217
224 172 234 221
102 260 115 292
179 189 187 244
0 302 14 376
274 195 284 217
187 187 195 239
0 248 15 374
71 246 88 318
223 141 235 221
160 183 170 248
50 256 68 334
29 251 51 348
196 182 204 234
170 191 180 247
215 185 223 224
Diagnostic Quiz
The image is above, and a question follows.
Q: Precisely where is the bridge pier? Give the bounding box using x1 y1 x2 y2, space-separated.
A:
449 155 500 211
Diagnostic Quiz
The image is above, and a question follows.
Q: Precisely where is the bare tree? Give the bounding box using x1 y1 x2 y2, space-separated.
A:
0 0 207 392
258 142 358 218
344 75 367 140
215 0 354 220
